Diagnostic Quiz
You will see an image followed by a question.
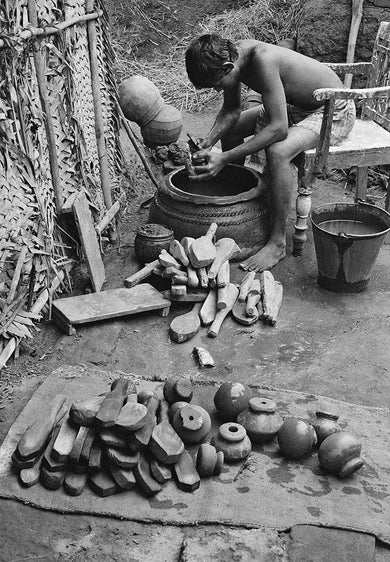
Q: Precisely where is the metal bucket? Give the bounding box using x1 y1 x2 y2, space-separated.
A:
311 201 390 292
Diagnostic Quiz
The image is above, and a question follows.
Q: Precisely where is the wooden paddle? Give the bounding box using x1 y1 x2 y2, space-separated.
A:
123 259 159 288
208 283 239 338
232 300 259 326
149 399 184 464
188 222 218 268
17 394 67 461
207 238 238 281
95 378 129 428
199 289 217 326
169 302 202 343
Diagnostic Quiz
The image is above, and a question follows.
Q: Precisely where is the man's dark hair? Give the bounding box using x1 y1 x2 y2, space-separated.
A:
185 34 238 88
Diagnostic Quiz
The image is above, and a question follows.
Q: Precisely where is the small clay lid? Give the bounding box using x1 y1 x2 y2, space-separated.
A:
179 404 203 431
249 397 277 413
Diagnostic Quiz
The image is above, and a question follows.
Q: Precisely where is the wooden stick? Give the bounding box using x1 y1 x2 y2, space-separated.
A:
0 11 103 48
119 109 159 188
344 0 364 89
27 0 63 212
86 0 113 229
95 193 126 235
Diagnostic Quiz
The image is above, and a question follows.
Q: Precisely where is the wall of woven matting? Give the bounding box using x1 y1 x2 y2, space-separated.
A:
0 0 123 364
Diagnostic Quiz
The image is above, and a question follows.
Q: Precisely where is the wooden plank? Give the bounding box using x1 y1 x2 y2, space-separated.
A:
72 191 105 292
52 284 170 331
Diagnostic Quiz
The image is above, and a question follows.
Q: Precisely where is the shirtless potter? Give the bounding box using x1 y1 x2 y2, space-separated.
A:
185 34 355 272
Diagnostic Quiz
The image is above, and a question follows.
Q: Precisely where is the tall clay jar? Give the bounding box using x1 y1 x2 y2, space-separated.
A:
134 223 174 264
311 411 342 446
210 422 251 463
237 397 283 443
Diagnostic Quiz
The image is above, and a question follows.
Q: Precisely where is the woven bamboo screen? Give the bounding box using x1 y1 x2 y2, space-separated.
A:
0 0 122 366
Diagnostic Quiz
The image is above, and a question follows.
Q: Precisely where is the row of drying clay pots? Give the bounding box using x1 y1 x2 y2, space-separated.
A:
212 381 364 479
118 75 182 146
163 377 364 479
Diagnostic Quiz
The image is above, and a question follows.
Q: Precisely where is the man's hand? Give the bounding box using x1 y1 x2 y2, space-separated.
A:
191 150 228 181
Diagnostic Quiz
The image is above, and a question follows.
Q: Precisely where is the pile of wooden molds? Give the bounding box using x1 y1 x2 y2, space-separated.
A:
150 223 283 340
11 377 224 497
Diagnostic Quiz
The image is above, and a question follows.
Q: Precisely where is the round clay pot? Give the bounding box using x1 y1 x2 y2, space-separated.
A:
210 422 252 463
163 377 193 405
318 431 364 478
141 103 183 147
277 418 317 460
237 397 283 443
196 443 220 477
148 165 271 260
311 411 342 446
172 404 211 444
168 401 187 422
118 75 164 126
213 381 252 422
134 223 174 264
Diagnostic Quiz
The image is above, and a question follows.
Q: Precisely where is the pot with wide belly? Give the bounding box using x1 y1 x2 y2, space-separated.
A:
148 164 271 260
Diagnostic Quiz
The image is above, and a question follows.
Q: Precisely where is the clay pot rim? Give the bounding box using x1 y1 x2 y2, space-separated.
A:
162 165 266 206
136 223 174 240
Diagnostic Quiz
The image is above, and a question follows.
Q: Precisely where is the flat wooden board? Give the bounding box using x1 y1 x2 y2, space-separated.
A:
52 284 170 333
72 191 105 292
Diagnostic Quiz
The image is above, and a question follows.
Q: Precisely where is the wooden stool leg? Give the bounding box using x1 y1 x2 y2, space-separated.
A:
292 160 314 257
355 166 368 201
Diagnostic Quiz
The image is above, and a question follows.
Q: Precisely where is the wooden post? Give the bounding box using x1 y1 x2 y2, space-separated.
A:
27 0 63 212
344 0 364 88
86 0 114 240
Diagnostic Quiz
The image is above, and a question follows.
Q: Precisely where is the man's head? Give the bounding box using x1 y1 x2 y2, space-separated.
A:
185 34 239 89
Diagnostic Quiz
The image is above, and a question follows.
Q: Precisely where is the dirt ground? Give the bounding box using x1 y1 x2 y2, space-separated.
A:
1 1 390 560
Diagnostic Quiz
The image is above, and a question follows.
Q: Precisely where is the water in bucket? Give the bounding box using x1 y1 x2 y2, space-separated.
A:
311 202 390 292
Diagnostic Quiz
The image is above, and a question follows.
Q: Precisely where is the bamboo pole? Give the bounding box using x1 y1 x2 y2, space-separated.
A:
344 0 364 88
85 0 113 228
27 0 64 212
0 11 103 48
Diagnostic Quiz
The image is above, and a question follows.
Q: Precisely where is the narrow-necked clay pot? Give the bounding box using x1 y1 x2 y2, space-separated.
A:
318 431 364 478
210 422 251 462
213 382 252 421
237 397 283 443
311 410 342 446
172 404 211 444
277 418 317 460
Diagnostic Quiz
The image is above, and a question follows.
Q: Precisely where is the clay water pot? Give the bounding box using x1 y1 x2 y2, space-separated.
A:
196 444 224 477
237 397 283 443
141 103 183 147
149 165 271 261
210 422 251 463
277 418 317 460
318 431 364 478
213 382 252 422
134 223 174 264
118 75 164 126
172 404 211 444
311 410 342 446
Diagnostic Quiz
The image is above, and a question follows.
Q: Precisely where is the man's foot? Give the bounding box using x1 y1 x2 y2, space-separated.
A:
239 241 286 272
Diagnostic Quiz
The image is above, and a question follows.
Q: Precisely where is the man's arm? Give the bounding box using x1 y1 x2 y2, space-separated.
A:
201 82 242 148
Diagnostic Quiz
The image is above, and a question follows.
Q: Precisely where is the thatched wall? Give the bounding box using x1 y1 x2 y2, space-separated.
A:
0 0 122 364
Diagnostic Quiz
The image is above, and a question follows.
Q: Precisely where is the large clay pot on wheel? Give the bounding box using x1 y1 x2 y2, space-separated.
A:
149 164 271 260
